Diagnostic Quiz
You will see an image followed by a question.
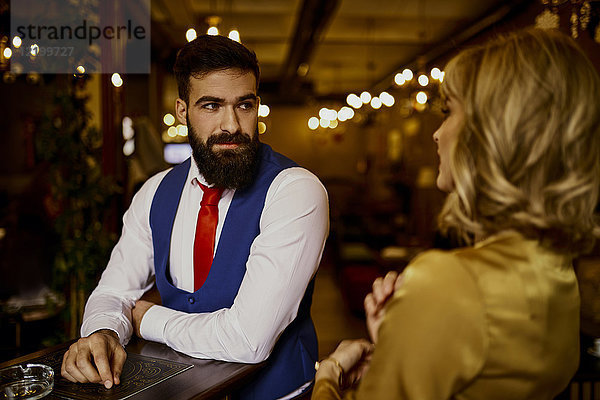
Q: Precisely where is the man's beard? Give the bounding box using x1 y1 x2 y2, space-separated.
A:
187 120 261 190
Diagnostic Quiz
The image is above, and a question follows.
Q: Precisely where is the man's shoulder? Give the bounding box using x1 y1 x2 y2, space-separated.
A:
130 166 176 207
260 144 326 195
264 167 328 213
272 167 326 192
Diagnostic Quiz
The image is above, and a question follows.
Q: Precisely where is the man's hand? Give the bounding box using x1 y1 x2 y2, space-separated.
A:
132 285 161 338
364 271 404 344
132 300 155 338
61 329 126 388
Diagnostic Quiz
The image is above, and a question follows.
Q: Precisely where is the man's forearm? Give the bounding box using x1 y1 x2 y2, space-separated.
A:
81 290 136 345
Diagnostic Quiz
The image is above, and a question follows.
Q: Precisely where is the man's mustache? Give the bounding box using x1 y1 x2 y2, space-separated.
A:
207 132 252 146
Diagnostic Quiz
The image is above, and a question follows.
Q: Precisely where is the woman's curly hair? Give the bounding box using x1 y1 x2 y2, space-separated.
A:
438 28 600 255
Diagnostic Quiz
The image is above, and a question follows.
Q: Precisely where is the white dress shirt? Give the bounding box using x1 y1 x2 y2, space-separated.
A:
80 157 329 365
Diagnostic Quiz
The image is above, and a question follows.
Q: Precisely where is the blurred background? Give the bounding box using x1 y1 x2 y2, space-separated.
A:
0 0 599 363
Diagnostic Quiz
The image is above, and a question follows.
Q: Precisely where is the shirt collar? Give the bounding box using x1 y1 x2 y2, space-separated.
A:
188 157 209 187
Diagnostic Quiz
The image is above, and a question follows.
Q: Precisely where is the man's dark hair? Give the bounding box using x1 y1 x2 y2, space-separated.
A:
174 35 260 104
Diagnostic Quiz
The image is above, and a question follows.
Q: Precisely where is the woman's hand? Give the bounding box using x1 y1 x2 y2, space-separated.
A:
364 271 404 344
316 339 374 389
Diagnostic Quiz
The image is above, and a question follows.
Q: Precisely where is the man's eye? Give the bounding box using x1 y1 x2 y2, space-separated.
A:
203 103 219 110
239 102 254 110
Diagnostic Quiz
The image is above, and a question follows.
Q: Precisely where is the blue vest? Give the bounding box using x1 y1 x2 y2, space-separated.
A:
150 143 317 399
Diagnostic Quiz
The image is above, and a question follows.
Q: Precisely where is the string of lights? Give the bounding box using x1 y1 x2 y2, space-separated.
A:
306 65 444 132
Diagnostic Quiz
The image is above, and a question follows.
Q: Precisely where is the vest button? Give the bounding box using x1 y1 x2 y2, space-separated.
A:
188 297 195 304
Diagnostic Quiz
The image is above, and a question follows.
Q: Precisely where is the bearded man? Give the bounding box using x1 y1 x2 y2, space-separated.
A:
60 35 329 400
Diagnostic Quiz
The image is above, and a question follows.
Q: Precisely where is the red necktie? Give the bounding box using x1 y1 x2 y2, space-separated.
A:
194 183 224 290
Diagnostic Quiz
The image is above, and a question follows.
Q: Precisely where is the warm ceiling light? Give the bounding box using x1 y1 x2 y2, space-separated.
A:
339 106 354 120
394 73 405 86
122 117 134 140
12 36 21 48
228 29 241 42
402 68 413 81
111 73 123 87
177 124 188 136
379 92 395 107
163 113 175 126
430 67 442 80
186 28 197 42
308 117 319 130
123 139 135 156
206 16 222 36
76 65 85 74
258 121 267 134
416 91 428 104
338 106 352 122
418 74 429 86
325 109 337 121
258 104 270 117
319 108 337 120
370 97 382 109
360 91 372 104
346 93 362 109
319 108 328 120
3 47 12 59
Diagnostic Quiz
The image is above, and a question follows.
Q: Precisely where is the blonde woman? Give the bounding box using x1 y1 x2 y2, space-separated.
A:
313 28 600 400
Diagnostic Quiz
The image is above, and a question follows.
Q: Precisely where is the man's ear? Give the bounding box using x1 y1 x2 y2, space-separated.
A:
175 98 187 125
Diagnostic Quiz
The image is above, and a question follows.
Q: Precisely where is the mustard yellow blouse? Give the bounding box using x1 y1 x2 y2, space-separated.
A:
313 231 579 400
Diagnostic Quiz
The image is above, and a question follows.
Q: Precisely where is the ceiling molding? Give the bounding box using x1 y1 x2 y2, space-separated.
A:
372 0 534 93
278 0 340 97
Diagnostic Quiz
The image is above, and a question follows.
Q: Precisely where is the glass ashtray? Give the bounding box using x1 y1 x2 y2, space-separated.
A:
0 364 54 399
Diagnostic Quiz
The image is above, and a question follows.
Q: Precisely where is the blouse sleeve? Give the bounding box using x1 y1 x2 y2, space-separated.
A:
312 378 345 400
352 250 488 399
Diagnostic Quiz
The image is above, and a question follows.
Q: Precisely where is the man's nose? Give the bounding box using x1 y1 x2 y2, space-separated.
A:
220 107 241 133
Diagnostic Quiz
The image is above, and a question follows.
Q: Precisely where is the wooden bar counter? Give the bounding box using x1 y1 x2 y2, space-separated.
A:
0 336 265 400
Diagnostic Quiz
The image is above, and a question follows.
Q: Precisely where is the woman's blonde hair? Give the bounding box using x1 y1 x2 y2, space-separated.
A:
438 28 600 254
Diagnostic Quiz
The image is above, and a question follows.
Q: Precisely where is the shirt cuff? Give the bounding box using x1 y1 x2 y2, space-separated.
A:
80 315 131 346
139 304 172 344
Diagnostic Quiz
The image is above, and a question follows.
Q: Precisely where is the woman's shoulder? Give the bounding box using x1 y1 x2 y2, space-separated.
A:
397 232 537 302
408 231 551 276
401 230 578 322
393 247 483 307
